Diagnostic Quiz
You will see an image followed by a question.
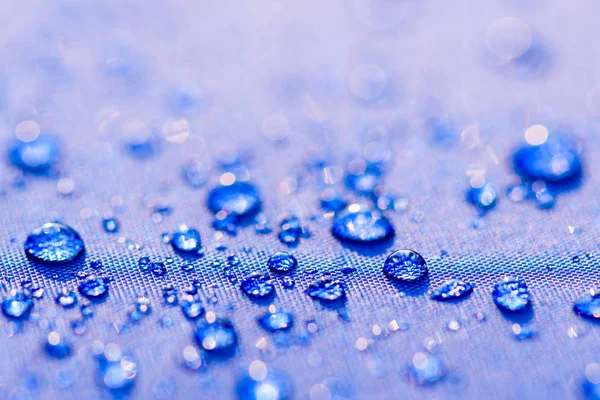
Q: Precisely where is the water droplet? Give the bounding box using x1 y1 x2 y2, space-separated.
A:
181 263 194 273
332 203 394 243
181 299 205 320
236 365 293 400
171 225 202 253
96 345 138 393
306 277 345 302
8 135 61 174
383 250 428 281
492 277 530 312
24 222 85 263
122 120 160 159
194 318 238 355
320 188 348 212
406 352 445 386
207 181 262 220
102 217 119 234
258 311 294 332
241 273 275 299
574 292 600 319
513 134 582 182
78 277 109 300
466 183 497 210
281 276 295 289
512 323 535 340
44 331 72 358
278 215 303 246
129 297 152 322
345 161 382 195
56 290 78 308
431 279 473 301
90 260 102 270
151 262 167 276
181 159 208 189
268 252 298 274
2 291 33 320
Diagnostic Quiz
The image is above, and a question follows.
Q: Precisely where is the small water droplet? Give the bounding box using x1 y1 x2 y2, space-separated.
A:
24 222 85 263
171 225 202 253
207 181 262 221
306 277 345 302
268 252 298 274
466 182 498 210
332 203 394 243
78 277 109 300
258 311 294 332
194 318 238 355
44 331 72 358
151 262 167 276
95 344 138 392
512 323 535 340
383 250 428 282
56 290 78 308
9 135 61 174
345 161 382 195
277 215 304 246
181 263 194 272
281 276 295 289
90 260 102 270
102 217 120 234
574 291 600 319
431 279 473 301
236 364 293 400
407 352 445 386
129 297 152 322
181 159 208 189
241 273 275 299
2 291 33 320
492 277 530 312
181 299 205 320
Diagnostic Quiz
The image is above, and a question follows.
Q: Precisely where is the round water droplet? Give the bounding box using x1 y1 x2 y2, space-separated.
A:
236 368 293 400
306 277 346 302
56 291 78 308
466 183 497 210
2 292 33 320
383 250 428 282
241 273 274 299
151 262 167 276
8 135 61 174
181 159 208 189
406 352 445 386
258 311 294 332
24 222 85 263
181 299 205 320
171 226 202 253
492 277 530 312
97 354 138 392
78 277 109 300
574 292 600 319
513 135 582 182
102 217 120 234
268 252 298 274
345 163 382 195
431 279 473 301
44 331 72 358
332 204 394 243
194 318 238 355
207 182 262 220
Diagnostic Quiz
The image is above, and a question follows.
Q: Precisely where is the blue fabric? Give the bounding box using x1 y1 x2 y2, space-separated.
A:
0 1 598 399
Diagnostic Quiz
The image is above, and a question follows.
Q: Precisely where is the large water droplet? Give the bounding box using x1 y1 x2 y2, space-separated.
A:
236 364 293 400
241 273 275 299
306 277 346 302
171 225 202 253
194 318 238 355
2 291 33 320
78 276 109 300
383 250 428 281
513 135 582 182
268 252 298 274
492 277 530 312
207 181 262 220
24 222 85 263
258 311 294 332
332 203 394 243
406 352 445 386
8 135 61 174
431 279 473 301
574 292 600 319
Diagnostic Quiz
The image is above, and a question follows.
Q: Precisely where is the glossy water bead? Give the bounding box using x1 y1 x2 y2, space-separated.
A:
24 222 85 263
241 273 275 298
8 135 61 174
170 225 202 253
466 182 498 210
431 279 473 301
95 344 138 393
406 352 445 386
332 203 394 243
258 311 294 332
573 291 600 319
268 252 298 274
78 277 110 300
492 277 531 312
44 331 72 359
235 363 293 400
194 318 238 355
383 250 428 281
207 181 261 219
513 134 582 182
2 291 33 320
181 299 205 320
306 277 346 301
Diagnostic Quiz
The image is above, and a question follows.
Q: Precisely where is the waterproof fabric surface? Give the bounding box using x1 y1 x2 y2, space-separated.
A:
1 1 600 399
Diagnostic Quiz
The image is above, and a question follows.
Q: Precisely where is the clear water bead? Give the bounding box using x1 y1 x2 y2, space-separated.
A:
2 291 33 320
102 217 120 233
574 292 600 319
306 277 346 302
406 352 445 386
492 277 531 312
78 277 109 300
181 299 205 320
466 183 498 210
258 311 294 332
171 226 202 253
44 331 72 358
9 135 61 174
383 250 428 282
24 222 85 263
268 252 298 274
236 365 293 400
194 318 238 355
513 134 582 182
56 291 78 308
431 279 473 301
240 273 275 299
207 181 262 220
332 203 394 243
